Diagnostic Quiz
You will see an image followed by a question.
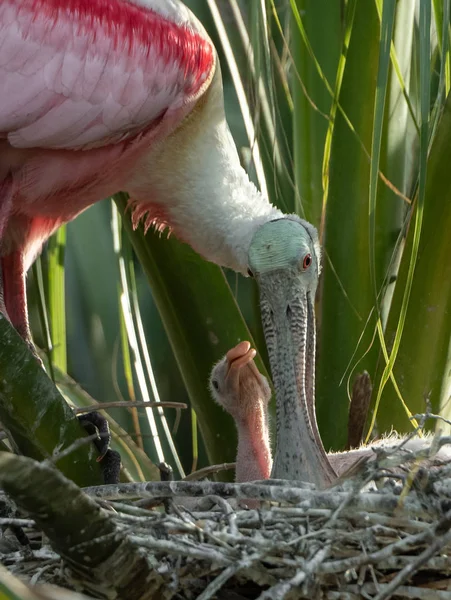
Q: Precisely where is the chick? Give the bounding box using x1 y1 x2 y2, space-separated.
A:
210 341 272 482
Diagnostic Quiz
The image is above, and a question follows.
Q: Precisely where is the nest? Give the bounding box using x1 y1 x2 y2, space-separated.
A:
2 440 451 600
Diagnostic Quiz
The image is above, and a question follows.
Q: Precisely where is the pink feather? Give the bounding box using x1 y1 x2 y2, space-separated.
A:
0 0 215 339
1 0 213 149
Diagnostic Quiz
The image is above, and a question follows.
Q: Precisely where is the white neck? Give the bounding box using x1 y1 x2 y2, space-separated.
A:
128 68 282 274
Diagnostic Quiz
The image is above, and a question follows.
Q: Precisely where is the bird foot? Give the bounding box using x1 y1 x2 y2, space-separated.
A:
77 411 121 484
98 449 121 485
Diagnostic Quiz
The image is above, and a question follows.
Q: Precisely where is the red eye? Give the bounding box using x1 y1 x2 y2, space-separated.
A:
303 254 312 270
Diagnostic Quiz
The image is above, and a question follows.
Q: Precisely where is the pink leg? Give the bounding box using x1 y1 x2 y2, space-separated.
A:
0 213 61 354
1 251 33 346
0 265 8 323
0 176 14 323
0 176 13 241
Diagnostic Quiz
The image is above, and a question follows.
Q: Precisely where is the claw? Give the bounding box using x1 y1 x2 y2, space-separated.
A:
78 411 111 460
99 449 121 484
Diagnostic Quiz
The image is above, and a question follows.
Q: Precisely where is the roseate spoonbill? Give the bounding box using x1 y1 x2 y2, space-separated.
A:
0 0 332 484
211 343 451 481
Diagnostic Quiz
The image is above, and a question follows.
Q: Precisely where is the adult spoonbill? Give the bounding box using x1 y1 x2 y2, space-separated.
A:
0 0 333 485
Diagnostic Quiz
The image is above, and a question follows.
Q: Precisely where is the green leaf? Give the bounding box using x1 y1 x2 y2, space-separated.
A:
316 0 382 449
47 225 67 372
368 0 396 295
290 0 342 226
376 82 451 434
0 315 103 486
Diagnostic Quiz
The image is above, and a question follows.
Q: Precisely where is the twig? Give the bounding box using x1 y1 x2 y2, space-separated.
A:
208 495 238 536
47 432 102 464
257 544 331 599
0 518 35 528
73 401 187 413
82 480 432 519
330 583 451 599
183 462 236 480
128 535 232 565
197 552 262 600
373 527 451 599
318 520 448 575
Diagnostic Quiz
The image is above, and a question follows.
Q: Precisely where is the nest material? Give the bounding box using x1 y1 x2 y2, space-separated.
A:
2 442 451 600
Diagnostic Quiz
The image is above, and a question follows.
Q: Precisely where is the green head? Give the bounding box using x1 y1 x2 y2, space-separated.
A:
248 216 320 287
247 217 336 486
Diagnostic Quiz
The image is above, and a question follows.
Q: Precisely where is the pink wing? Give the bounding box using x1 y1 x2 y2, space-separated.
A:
0 0 214 150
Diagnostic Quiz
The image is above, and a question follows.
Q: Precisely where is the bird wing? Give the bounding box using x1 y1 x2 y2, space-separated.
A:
0 0 214 150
